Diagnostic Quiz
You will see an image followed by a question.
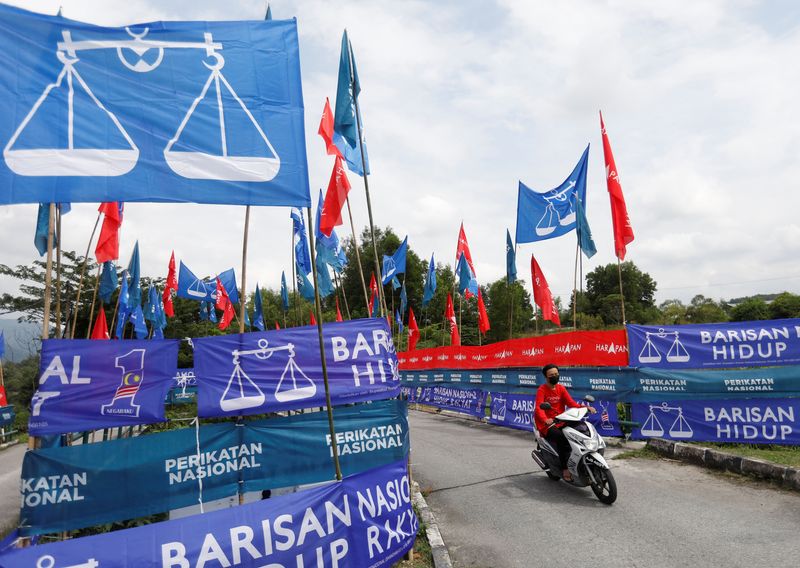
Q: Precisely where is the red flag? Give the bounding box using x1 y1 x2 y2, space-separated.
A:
318 97 343 158
275 321 281 330
163 251 177 318
215 278 235 331
408 308 420 351
368 273 378 317
445 293 460 346
166 251 178 290
600 111 634 260
319 155 352 237
531 256 561 326
477 288 490 335
90 305 110 340
0 385 7 407
455 223 476 275
336 297 344 322
310 310 317 326
95 202 123 263
162 287 174 318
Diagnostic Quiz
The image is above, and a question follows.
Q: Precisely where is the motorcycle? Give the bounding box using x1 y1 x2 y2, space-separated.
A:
530 396 617 504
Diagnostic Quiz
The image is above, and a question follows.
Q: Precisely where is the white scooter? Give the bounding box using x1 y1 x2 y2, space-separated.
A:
530 396 617 504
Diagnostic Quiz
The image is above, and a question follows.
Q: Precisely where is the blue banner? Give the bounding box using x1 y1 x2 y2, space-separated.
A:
194 318 400 418
515 145 589 244
0 4 310 207
486 391 622 436
633 366 800 401
167 369 197 404
19 400 408 535
628 319 800 370
3 460 416 568
29 339 178 435
409 385 486 417
0 406 14 428
631 398 800 445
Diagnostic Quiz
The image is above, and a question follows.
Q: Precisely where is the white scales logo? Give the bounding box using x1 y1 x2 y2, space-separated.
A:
638 329 690 364
640 402 693 439
221 338 316 412
4 27 280 182
535 187 577 237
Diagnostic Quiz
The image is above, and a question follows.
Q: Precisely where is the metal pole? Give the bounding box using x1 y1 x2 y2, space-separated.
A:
347 34 385 317
345 197 370 313
617 259 627 325
71 212 102 338
240 206 251 334
306 208 343 480
85 265 101 339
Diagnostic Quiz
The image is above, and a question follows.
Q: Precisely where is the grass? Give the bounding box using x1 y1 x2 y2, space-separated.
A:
689 442 800 468
392 505 434 568
613 446 662 460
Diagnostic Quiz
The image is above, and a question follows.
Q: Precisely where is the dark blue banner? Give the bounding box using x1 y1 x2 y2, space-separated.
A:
19 400 408 535
29 339 178 435
631 398 800 445
3 460 416 568
194 319 400 418
0 405 14 428
406 385 486 417
628 319 800 369
633 366 800 401
486 391 622 436
0 4 311 207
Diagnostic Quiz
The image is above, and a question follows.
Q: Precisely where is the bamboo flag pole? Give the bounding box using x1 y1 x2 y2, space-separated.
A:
572 240 579 329
70 212 102 338
347 33 385 317
458 293 462 341
306 207 342 480
290 222 299 327
617 259 627 324
335 271 352 320
508 280 514 340
240 206 251 334
85 266 101 339
344 197 370 313
54 207 63 338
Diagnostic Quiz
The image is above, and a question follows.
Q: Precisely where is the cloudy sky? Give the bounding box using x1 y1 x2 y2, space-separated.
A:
1 0 799 309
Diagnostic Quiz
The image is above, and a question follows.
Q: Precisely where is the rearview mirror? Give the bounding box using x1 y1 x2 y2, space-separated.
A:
583 395 595 403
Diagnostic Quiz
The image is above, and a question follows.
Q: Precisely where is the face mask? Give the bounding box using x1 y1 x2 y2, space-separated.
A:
547 375 559 385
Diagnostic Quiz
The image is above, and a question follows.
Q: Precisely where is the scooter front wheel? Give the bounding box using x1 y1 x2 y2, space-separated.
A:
589 466 617 504
546 471 560 481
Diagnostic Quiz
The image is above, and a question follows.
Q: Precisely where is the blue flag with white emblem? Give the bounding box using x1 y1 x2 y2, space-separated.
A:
382 236 407 285
98 261 118 304
422 254 436 307
126 241 141 309
516 145 589 244
253 284 265 331
333 30 369 176
291 208 312 276
506 229 517 284
0 4 311 207
280 271 289 311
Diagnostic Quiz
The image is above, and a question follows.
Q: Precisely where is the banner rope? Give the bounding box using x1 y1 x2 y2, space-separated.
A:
192 417 204 513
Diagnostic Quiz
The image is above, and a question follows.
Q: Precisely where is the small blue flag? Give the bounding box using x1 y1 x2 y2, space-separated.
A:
253 284 266 331
244 306 252 330
208 303 218 323
382 236 407 285
400 282 407 316
129 305 148 339
575 195 597 259
422 254 437 307
145 287 159 323
34 203 56 257
371 291 380 318
391 276 401 290
0 330 5 360
333 30 369 176
127 242 141 310
315 253 335 298
291 208 313 276
98 261 118 304
296 265 316 301
280 271 290 311
265 5 272 20
516 145 590 245
199 301 209 321
506 229 517 284
315 189 347 272
215 268 240 305
457 254 478 296
114 271 129 338
395 309 404 334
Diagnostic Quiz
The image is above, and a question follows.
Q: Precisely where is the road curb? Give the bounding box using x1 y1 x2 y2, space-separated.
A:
646 438 800 492
411 481 453 568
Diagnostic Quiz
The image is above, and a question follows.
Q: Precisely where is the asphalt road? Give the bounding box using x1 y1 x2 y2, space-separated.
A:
409 409 800 568
0 443 24 531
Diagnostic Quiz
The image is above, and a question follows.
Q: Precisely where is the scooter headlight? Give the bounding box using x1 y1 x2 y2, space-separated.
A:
583 437 599 451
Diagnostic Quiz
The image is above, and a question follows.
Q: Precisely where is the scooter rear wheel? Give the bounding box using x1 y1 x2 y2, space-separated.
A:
590 466 617 505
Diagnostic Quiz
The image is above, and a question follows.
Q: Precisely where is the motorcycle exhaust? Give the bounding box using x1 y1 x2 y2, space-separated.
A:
530 449 548 470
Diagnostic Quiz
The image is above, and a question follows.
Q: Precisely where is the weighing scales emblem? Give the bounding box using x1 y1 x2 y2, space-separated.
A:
535 185 577 236
640 402 694 439
220 338 316 412
638 329 690 364
4 27 281 182
491 394 507 421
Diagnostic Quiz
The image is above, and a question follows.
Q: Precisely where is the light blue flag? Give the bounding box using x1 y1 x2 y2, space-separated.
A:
128 305 148 339
575 196 597 259
296 264 316 301
253 284 265 331
244 306 251 330
34 203 56 256
506 229 517 284
395 310 404 333
126 242 141 309
114 271 129 338
0 4 312 208
391 276 401 290
145 287 159 324
457 254 478 296
98 261 118 304
265 5 272 20
199 301 209 321
208 303 218 323
280 271 289 311
291 208 312 275
315 254 335 298
516 144 589 245
0 330 5 360
422 254 436 307
382 236 407 285
315 189 347 271
333 31 370 176
400 282 407 316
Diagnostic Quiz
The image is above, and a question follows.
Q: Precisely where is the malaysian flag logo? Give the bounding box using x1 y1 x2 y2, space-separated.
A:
101 349 145 417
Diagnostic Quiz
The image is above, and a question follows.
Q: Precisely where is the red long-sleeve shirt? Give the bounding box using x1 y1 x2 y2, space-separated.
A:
534 383 581 436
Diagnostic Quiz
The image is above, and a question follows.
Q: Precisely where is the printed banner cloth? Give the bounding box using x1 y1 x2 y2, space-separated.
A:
29 339 178 435
486 391 622 436
194 318 400 418
634 366 800 400
4 460 416 568
402 385 486 417
0 4 310 206
631 398 800 445
19 399 408 535
398 330 629 370
166 369 197 405
627 319 800 369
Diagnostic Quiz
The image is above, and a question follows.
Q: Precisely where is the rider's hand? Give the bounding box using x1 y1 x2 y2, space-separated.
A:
545 418 554 426
587 406 597 414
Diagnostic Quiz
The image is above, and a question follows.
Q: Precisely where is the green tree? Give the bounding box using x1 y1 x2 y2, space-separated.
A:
658 299 688 325
584 261 658 325
485 279 535 341
768 292 800 320
730 297 770 321
685 295 728 324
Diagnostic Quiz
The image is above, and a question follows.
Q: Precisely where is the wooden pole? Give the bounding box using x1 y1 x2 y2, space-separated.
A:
291 223 299 327
336 271 351 320
347 33 385 317
306 207 342 480
617 259 627 325
54 207 63 338
508 280 514 340
70 212 102 338
85 265 101 339
240 206 251 334
110 283 122 339
345 197 370 313
573 240 579 329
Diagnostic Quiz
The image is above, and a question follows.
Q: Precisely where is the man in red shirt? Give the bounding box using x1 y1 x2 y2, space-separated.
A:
534 364 595 481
